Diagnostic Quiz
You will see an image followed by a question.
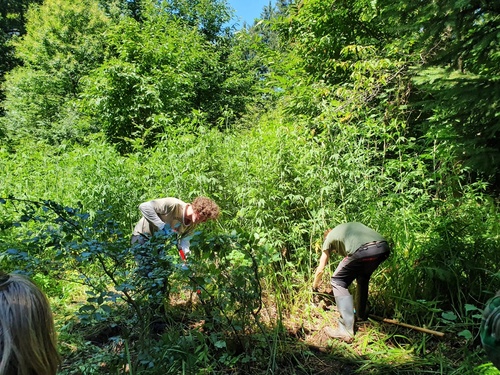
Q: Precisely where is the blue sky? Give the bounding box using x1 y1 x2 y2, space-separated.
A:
227 0 275 27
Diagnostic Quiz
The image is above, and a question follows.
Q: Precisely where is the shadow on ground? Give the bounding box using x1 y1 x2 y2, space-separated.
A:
63 288 482 375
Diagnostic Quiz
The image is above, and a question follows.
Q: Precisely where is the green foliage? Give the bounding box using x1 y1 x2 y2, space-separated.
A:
379 0 500 75
78 0 262 153
1 0 109 143
375 0 500 186
411 67 500 187
1 0 500 371
0 141 142 228
0 197 267 374
272 0 500 189
80 14 217 151
277 0 388 85
0 0 44 111
158 0 233 41
1 0 262 151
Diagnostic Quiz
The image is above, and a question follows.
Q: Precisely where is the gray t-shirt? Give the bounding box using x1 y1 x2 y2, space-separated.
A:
322 222 386 256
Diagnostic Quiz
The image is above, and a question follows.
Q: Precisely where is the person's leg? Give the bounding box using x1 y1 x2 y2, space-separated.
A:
324 294 355 343
355 275 370 320
326 244 390 341
325 257 360 342
131 234 148 245
330 257 357 297
354 244 390 320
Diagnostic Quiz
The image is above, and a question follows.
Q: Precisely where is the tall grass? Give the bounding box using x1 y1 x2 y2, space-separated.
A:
1 106 499 372
2 110 499 313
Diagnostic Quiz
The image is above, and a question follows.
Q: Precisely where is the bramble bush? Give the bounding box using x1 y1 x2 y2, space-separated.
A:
0 196 271 374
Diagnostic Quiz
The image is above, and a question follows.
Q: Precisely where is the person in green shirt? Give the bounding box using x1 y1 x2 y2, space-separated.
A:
313 222 390 342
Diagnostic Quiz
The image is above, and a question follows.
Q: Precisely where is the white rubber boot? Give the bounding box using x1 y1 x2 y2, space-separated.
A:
324 295 355 343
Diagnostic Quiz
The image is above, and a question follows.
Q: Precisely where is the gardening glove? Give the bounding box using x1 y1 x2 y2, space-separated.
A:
160 223 174 236
178 237 191 260
178 248 188 261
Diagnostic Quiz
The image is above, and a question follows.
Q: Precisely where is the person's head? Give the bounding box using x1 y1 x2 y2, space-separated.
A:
0 272 60 375
191 196 220 224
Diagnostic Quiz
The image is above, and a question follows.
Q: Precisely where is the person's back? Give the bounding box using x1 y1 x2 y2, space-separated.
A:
316 222 390 342
0 272 61 375
324 222 386 256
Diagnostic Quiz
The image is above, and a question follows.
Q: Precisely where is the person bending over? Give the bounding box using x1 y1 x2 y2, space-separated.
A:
131 196 220 259
313 222 390 343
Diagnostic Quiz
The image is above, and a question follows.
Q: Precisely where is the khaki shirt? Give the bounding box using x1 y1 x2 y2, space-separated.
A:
132 197 196 239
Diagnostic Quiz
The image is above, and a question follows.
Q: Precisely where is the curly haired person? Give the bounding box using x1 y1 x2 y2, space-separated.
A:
131 196 220 259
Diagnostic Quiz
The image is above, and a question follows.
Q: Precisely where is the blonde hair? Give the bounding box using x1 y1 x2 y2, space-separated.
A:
0 273 61 375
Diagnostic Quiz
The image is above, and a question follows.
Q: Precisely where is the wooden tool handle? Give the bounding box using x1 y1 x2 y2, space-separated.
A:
369 314 445 337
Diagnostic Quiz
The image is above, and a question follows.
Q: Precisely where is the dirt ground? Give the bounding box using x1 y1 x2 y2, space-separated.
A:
288 296 342 349
254 288 391 374
74 286 455 374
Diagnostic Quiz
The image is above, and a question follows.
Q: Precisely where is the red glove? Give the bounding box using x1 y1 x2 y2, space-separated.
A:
179 249 186 261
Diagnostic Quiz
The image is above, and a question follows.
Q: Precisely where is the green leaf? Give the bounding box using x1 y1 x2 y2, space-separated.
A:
214 340 227 349
464 304 480 313
79 305 95 313
442 311 457 321
100 305 112 314
458 330 473 340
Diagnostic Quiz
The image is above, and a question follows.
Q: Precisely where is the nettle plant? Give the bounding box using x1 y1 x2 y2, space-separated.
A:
0 197 264 358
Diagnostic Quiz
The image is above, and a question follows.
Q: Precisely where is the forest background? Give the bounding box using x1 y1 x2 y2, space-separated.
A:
0 0 499 374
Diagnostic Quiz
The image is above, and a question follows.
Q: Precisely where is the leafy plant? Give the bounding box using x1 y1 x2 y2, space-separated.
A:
0 196 269 373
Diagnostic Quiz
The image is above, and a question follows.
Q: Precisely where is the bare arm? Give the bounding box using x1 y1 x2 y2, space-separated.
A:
313 251 330 291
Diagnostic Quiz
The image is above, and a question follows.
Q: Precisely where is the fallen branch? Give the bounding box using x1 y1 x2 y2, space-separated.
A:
368 314 445 337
